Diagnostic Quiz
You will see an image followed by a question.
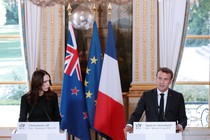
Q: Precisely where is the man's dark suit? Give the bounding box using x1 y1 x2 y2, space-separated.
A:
128 88 187 129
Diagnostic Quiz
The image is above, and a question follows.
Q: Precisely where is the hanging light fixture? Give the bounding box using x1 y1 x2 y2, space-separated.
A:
71 3 94 30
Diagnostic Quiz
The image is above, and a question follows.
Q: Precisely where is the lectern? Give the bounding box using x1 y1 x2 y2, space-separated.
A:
127 122 182 140
11 122 67 140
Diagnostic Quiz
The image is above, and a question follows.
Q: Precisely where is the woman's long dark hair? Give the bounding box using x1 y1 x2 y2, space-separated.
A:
26 69 53 105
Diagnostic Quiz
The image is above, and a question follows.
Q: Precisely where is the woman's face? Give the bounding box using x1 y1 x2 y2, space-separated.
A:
41 74 50 92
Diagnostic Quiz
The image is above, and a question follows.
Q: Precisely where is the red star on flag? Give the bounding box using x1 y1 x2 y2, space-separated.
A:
83 112 88 119
71 87 79 95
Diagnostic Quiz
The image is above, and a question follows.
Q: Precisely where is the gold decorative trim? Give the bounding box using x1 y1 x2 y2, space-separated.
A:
1 81 209 86
143 0 148 81
175 82 210 85
0 35 19 38
51 84 62 91
134 0 140 82
0 136 11 138
0 81 28 84
42 7 47 70
131 83 157 86
58 5 63 81
130 83 157 91
150 0 155 81
50 6 55 80
51 84 62 96
186 35 210 39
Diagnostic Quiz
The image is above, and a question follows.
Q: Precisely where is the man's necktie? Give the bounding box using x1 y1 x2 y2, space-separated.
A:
159 93 165 121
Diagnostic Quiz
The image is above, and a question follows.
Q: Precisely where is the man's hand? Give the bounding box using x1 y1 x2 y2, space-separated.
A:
123 125 133 139
176 124 184 132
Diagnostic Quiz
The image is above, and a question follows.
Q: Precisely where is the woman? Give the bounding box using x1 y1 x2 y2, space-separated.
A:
19 69 61 122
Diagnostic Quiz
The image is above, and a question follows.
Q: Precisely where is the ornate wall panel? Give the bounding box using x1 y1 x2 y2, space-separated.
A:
39 4 65 85
130 0 158 94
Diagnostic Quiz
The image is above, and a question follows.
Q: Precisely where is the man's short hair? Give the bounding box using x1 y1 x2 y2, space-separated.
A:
156 67 173 80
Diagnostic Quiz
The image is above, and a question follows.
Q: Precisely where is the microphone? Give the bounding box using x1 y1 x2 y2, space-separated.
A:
145 106 150 113
43 108 51 121
158 106 167 122
27 105 35 121
162 113 167 122
158 106 160 113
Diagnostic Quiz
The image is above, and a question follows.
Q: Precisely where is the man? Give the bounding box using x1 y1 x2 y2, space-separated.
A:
123 67 187 137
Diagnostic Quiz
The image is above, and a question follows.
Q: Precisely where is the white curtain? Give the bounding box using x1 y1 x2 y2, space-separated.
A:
23 1 41 80
21 1 65 84
158 0 187 77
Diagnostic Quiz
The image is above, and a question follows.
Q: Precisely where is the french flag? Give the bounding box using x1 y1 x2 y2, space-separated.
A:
94 21 126 140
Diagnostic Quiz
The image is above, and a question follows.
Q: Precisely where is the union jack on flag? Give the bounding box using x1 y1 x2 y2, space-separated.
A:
64 24 82 81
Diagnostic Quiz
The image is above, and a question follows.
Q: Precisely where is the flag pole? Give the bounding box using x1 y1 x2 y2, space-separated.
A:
107 2 112 21
66 5 72 140
92 2 99 140
67 3 72 20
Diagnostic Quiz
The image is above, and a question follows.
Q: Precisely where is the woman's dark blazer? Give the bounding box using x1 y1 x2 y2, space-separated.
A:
127 88 187 129
19 92 61 122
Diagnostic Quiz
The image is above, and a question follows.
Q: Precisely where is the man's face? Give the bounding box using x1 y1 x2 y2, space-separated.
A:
156 71 172 92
